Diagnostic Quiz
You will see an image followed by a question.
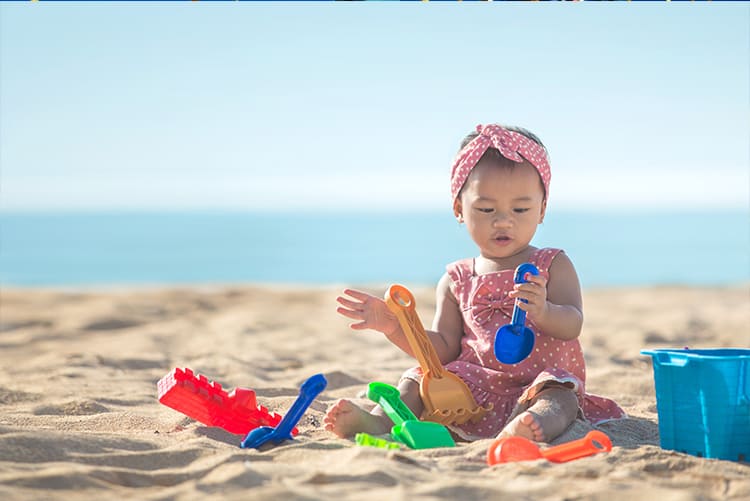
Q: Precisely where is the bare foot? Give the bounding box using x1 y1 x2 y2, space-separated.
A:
497 387 579 443
499 411 545 441
323 399 392 438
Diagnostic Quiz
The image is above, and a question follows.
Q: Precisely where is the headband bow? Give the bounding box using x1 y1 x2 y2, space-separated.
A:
450 124 551 204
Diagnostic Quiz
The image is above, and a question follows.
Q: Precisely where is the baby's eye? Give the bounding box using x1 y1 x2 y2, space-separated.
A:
513 208 530 214
476 207 494 214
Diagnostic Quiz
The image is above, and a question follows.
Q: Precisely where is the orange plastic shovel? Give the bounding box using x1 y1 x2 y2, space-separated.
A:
487 430 612 465
385 284 490 426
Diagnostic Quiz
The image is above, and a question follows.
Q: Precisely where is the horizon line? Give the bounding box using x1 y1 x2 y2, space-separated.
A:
1 206 748 215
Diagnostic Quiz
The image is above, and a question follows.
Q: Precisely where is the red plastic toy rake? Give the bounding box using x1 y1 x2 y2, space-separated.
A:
157 367 298 436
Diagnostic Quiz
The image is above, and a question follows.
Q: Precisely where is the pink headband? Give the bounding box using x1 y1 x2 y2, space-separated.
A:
450 124 551 204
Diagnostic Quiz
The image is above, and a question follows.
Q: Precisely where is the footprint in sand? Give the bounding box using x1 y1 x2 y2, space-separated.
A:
95 355 167 371
320 370 364 391
0 320 54 333
303 470 399 487
0 386 41 405
197 461 270 492
82 317 144 331
643 331 670 344
32 400 110 416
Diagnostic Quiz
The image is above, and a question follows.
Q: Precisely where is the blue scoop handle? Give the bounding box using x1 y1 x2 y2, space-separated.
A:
510 263 539 326
241 373 327 448
271 373 327 440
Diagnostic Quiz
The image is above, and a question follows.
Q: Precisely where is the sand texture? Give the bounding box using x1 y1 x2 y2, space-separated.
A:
0 284 748 500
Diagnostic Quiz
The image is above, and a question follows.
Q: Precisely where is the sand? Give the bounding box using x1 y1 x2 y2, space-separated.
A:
0 284 748 500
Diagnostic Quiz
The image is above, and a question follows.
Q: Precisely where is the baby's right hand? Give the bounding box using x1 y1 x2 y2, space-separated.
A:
336 289 400 337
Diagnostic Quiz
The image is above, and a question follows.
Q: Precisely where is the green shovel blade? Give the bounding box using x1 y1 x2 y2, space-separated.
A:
367 382 455 449
391 421 456 449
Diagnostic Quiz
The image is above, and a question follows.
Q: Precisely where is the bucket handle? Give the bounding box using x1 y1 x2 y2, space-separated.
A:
640 349 690 367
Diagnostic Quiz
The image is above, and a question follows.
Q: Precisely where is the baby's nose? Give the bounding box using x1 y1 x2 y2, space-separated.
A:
492 213 513 227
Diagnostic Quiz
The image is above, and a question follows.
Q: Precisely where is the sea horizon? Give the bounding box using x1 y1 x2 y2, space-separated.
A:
1 208 748 288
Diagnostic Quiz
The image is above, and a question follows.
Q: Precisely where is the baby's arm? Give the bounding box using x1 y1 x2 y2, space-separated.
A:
335 275 463 365
429 273 464 364
509 251 583 341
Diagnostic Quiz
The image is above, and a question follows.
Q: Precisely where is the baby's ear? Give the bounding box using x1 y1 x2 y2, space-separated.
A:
539 198 547 223
453 198 464 223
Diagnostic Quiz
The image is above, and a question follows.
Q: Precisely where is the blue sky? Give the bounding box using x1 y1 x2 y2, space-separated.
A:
1 3 748 211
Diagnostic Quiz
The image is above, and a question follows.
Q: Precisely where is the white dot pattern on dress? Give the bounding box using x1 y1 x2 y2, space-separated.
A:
397 247 627 440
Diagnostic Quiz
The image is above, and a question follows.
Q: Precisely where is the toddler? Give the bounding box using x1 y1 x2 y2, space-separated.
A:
324 124 625 442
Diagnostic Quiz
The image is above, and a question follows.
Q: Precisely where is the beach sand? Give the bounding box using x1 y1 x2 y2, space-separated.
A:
0 284 748 500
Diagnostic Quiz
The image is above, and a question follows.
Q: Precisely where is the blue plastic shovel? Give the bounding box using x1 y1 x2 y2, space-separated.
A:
494 263 539 364
240 373 327 449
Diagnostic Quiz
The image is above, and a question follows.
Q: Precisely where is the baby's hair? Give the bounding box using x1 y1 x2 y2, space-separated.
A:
459 125 550 164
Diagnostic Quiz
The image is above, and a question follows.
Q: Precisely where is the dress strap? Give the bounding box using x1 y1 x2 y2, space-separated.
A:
529 247 563 275
446 258 474 297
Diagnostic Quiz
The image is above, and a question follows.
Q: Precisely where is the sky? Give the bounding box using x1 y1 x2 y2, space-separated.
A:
1 3 748 212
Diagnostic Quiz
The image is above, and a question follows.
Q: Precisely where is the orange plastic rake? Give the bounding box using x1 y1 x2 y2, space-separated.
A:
385 284 491 426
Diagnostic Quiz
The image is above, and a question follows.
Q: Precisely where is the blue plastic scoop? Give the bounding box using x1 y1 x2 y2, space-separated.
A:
494 263 539 364
240 373 327 449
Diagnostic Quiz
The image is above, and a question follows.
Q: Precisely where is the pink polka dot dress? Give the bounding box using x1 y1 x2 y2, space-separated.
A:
401 247 626 440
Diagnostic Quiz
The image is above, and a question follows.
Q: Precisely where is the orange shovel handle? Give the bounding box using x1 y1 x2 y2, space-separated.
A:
540 430 613 463
385 285 445 377
486 430 612 465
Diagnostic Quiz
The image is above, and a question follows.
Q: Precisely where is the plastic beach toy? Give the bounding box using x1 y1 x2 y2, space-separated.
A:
367 381 455 449
385 285 490 426
157 367 296 436
241 373 327 449
641 348 750 461
355 432 401 450
494 263 539 364
487 430 612 465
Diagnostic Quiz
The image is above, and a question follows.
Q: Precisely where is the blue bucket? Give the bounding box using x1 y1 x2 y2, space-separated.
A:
641 348 750 461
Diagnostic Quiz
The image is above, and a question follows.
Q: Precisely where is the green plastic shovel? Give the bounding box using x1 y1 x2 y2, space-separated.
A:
366 382 455 449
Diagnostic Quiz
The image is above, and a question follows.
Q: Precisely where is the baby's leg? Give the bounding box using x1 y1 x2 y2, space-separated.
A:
324 378 424 438
498 386 578 443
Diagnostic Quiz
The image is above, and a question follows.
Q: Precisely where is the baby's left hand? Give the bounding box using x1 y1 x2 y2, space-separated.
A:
508 273 549 322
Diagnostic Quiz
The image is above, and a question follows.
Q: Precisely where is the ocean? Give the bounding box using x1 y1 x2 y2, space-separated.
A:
0 210 748 288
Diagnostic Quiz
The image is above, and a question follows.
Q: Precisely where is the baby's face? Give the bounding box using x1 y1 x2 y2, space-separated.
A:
456 160 546 260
